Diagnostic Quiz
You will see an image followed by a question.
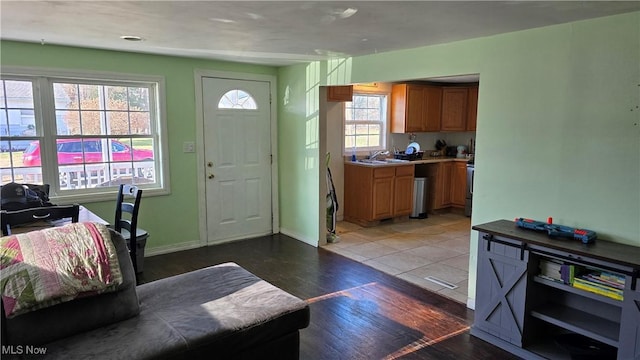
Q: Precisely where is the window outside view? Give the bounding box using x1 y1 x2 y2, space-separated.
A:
218 89 257 109
0 77 160 194
344 93 387 154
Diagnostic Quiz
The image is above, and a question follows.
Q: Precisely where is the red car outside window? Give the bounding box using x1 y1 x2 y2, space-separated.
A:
22 139 154 166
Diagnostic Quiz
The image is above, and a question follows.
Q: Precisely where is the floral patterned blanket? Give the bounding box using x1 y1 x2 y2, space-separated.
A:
0 222 123 318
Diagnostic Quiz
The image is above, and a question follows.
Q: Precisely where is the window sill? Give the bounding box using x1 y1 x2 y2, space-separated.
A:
52 187 170 205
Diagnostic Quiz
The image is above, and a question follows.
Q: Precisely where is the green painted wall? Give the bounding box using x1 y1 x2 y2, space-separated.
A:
0 41 277 252
277 62 325 244
277 12 640 303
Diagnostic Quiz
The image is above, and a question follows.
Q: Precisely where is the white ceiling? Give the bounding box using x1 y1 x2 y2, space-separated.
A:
2 1 639 67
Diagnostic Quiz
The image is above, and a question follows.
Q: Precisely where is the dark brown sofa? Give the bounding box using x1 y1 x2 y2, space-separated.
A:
2 230 310 359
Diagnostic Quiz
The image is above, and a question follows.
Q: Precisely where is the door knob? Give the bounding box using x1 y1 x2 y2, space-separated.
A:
208 174 215 179
207 161 213 167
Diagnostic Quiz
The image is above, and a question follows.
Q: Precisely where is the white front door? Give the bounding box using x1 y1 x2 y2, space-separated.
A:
202 77 272 244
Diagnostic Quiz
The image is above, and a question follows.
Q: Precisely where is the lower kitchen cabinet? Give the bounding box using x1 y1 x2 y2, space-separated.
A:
450 162 467 207
393 165 415 216
424 161 466 210
372 168 394 219
471 220 640 360
344 163 414 226
425 163 444 210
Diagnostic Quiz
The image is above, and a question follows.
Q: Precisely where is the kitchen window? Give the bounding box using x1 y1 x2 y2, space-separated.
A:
0 68 168 202
344 93 388 154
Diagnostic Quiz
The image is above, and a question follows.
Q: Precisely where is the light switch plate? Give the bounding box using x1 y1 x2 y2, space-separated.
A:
183 141 195 153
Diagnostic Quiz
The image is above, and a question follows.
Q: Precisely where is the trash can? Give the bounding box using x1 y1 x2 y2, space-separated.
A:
410 177 428 219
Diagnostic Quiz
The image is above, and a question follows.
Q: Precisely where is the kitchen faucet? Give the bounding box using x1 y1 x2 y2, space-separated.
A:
368 150 389 160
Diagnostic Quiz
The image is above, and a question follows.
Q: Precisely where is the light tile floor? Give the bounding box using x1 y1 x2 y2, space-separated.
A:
323 213 472 304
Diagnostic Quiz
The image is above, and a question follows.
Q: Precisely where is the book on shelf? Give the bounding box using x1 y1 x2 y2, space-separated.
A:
589 270 625 285
539 259 563 282
537 260 586 285
537 274 564 283
581 273 625 290
572 277 624 301
560 263 579 285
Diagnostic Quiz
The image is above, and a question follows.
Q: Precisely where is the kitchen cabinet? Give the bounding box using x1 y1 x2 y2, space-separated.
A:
466 85 478 131
344 163 414 226
472 220 640 360
450 162 467 207
372 167 394 219
326 85 353 102
423 161 467 211
425 162 451 210
441 87 468 131
393 165 415 215
391 84 442 133
439 162 453 207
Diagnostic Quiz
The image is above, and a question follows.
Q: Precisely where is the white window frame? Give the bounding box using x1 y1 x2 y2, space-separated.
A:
343 92 389 155
0 66 170 203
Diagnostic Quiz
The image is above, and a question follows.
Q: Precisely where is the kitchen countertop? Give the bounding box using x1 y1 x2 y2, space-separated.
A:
345 156 471 167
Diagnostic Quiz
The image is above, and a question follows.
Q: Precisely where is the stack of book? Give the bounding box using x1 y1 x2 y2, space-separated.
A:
538 259 577 285
572 270 625 301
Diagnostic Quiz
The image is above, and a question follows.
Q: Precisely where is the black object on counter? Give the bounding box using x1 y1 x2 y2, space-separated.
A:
394 151 424 161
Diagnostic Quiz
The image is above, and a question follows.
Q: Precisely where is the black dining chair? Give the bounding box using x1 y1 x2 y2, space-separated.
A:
1 204 80 236
114 184 149 276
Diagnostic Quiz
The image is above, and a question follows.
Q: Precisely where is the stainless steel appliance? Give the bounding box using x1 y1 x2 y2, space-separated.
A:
465 162 474 217
410 177 428 219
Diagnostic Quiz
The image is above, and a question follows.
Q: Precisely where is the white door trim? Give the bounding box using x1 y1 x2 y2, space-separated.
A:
194 69 279 246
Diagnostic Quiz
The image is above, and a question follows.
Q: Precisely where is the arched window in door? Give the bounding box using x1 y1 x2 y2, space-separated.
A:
217 89 257 109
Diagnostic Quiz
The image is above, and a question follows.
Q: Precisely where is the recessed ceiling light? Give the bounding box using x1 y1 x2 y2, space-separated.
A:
120 35 144 42
246 13 264 20
210 18 236 24
335 7 358 19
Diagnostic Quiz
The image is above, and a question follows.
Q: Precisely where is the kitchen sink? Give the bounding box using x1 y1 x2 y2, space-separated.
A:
357 159 387 164
356 158 410 165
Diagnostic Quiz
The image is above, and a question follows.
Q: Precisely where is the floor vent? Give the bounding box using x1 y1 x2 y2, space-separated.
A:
424 276 458 290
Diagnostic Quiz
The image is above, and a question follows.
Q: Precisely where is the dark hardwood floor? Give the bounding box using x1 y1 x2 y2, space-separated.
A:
139 234 518 360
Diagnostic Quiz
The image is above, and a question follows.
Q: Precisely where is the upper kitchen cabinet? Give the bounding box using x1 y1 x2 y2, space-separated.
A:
466 85 479 131
391 84 442 133
441 87 468 131
326 85 353 102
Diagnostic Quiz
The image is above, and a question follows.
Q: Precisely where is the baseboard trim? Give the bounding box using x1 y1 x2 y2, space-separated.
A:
144 229 320 257
466 297 475 310
145 240 203 257
145 230 318 257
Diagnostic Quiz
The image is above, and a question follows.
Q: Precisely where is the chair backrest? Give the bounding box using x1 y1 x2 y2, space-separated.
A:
1 204 80 236
114 184 143 272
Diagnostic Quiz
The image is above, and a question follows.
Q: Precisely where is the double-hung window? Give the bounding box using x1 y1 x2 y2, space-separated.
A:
344 93 388 154
0 68 168 202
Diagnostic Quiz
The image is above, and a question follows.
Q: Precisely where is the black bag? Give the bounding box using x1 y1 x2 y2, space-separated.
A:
1 182 53 211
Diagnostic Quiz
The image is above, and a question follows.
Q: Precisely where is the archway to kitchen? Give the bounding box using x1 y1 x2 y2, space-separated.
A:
321 76 478 306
